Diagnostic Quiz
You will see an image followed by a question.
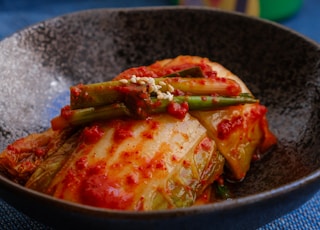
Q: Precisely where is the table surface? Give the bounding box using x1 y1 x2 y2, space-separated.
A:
0 0 319 229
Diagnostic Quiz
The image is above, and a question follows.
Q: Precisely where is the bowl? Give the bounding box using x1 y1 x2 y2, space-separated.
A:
0 6 319 230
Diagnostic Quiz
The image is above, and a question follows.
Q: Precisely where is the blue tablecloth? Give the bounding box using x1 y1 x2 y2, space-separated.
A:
0 0 319 229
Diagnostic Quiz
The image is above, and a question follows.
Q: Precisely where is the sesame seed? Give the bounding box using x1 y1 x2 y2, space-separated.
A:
168 84 175 93
157 94 164 99
128 75 175 101
138 80 146 85
148 85 155 93
119 79 129 84
159 81 166 86
130 75 137 83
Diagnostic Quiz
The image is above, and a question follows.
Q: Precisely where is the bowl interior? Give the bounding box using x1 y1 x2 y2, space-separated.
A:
0 6 319 213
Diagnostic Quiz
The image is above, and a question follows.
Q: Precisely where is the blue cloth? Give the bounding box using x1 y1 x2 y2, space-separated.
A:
0 0 319 42
280 0 320 44
0 0 319 229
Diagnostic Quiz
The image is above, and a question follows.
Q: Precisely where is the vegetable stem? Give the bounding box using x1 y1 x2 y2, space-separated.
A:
148 95 258 114
215 183 231 199
70 77 241 109
51 103 130 130
51 95 258 130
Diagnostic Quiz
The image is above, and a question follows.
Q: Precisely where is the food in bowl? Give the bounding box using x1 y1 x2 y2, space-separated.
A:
0 55 276 211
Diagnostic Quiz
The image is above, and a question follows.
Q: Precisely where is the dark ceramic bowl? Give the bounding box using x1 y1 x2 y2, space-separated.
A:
0 6 319 230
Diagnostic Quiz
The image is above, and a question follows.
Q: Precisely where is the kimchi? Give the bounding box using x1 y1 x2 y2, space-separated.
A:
0 56 276 210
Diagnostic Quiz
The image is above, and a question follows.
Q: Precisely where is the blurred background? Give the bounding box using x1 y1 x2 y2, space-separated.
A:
0 0 319 43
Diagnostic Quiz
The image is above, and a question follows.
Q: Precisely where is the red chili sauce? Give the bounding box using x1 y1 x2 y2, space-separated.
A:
80 172 133 209
80 125 105 145
60 105 73 120
112 120 134 142
217 116 244 140
166 101 189 119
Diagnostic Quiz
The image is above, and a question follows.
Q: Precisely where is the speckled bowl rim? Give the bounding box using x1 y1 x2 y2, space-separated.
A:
1 167 320 219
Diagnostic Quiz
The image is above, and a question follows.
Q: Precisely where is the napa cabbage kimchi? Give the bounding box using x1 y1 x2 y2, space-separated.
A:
0 56 276 210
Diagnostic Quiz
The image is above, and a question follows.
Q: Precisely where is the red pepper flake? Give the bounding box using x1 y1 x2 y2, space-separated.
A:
7 144 17 152
155 160 166 170
198 79 206 85
81 125 105 145
151 99 162 108
70 84 84 97
166 101 189 119
217 116 243 140
199 62 218 78
76 156 88 170
211 96 219 104
141 118 160 139
122 151 131 158
230 148 239 157
87 161 106 176
138 165 153 179
61 169 80 190
135 66 158 78
200 137 212 152
111 163 123 169
113 121 133 142
250 105 267 120
126 173 139 185
114 85 133 94
61 105 73 119
142 132 153 139
205 71 217 78
201 96 208 101
171 154 179 162
79 174 133 210
34 147 46 157
227 84 241 96
146 118 160 129
183 160 191 168
173 89 186 96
